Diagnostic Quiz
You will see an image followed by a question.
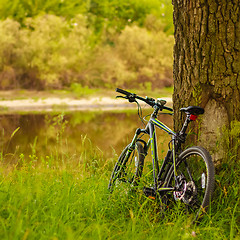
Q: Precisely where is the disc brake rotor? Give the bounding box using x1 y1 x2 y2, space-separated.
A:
173 175 197 204
182 181 197 204
173 175 187 201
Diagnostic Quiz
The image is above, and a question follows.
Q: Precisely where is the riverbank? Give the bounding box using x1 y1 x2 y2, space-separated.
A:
0 89 173 113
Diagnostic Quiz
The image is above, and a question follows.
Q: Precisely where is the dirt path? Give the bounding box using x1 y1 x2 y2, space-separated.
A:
0 96 173 112
0 90 172 112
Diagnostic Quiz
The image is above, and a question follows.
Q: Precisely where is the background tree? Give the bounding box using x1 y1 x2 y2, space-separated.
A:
172 0 240 163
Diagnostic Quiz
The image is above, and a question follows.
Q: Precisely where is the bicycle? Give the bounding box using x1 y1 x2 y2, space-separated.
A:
108 88 215 222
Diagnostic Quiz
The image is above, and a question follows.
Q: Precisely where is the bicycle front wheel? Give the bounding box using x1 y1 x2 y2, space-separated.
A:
108 141 145 193
165 146 215 222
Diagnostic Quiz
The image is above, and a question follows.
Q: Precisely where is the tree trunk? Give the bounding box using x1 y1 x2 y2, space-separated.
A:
172 0 240 163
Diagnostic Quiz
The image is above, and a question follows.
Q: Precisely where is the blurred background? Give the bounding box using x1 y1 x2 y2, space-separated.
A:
0 0 174 91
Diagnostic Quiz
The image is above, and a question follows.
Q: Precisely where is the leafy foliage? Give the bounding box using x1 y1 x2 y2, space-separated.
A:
0 15 93 89
0 0 86 23
0 0 173 34
84 25 174 89
0 0 174 90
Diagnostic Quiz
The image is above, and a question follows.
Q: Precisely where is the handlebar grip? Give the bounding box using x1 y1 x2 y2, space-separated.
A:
116 88 132 96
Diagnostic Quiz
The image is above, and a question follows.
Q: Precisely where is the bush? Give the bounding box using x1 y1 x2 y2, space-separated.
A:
116 25 173 71
81 45 136 88
0 19 20 89
0 0 173 35
0 15 93 90
107 25 174 89
80 25 174 89
0 0 175 91
0 16 174 90
0 0 86 23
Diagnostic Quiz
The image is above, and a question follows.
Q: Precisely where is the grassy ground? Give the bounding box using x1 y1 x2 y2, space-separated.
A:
0 144 239 240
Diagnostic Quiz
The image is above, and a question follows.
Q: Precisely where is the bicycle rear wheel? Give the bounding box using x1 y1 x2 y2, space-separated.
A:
165 146 215 222
108 141 145 192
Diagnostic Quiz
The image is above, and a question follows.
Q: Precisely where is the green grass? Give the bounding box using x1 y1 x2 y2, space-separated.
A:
0 152 239 240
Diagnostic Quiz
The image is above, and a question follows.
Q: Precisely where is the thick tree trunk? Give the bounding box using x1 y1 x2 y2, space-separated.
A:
172 0 240 163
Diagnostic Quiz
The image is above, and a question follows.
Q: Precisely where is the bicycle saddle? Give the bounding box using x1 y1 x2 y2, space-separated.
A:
180 106 204 115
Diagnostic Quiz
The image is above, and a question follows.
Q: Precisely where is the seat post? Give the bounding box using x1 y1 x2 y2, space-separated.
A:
179 114 191 142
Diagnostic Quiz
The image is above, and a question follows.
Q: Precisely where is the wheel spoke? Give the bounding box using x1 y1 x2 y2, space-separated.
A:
108 142 145 192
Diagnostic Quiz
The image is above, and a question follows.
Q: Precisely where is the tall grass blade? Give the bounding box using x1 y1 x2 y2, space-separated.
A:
10 127 20 140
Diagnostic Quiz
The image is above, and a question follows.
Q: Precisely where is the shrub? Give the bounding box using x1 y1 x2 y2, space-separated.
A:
0 15 93 90
81 25 174 89
0 16 174 90
0 19 20 89
18 14 93 89
0 0 86 23
82 45 136 88
115 25 174 88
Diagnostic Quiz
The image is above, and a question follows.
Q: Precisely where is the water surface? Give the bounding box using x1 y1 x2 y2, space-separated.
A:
0 110 173 163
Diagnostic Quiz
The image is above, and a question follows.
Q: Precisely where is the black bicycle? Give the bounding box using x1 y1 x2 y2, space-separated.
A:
108 88 215 222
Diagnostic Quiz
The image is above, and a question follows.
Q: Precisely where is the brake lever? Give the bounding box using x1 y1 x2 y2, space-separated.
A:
116 95 136 103
116 95 128 99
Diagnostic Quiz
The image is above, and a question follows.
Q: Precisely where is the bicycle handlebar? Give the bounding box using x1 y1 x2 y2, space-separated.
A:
116 88 132 96
116 88 173 112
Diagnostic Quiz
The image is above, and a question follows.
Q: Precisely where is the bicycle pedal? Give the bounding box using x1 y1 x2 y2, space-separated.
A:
143 187 156 200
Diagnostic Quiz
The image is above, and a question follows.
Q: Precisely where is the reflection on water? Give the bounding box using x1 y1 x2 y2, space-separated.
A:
0 110 173 163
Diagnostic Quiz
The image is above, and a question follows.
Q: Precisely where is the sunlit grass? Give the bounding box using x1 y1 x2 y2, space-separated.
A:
0 146 239 240
0 154 239 239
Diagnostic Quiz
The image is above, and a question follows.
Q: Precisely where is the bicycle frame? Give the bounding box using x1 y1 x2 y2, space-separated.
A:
127 113 179 193
149 116 177 189
114 88 197 195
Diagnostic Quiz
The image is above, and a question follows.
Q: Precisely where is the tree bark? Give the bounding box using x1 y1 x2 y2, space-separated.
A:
172 0 240 163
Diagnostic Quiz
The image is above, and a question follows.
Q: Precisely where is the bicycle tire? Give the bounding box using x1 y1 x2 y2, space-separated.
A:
108 141 145 192
164 146 215 222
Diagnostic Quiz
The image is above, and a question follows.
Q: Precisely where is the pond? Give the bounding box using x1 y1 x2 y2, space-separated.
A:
0 109 173 165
